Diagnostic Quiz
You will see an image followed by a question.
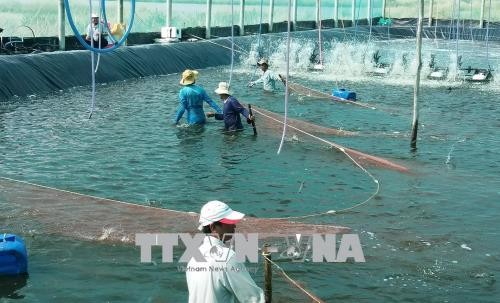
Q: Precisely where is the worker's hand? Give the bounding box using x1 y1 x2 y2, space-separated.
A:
279 74 286 84
206 112 215 118
246 115 254 124
248 82 255 87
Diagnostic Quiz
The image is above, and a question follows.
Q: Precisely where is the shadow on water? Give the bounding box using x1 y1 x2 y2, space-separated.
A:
0 274 28 299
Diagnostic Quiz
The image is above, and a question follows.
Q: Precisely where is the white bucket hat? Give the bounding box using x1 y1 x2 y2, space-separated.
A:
214 82 231 95
257 58 269 66
198 200 245 231
91 13 99 18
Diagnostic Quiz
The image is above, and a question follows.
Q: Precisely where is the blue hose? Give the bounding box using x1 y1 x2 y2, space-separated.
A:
63 0 136 53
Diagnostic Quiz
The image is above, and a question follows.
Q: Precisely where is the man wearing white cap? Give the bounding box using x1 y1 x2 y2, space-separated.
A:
206 82 254 132
248 58 285 92
85 13 109 48
186 200 264 303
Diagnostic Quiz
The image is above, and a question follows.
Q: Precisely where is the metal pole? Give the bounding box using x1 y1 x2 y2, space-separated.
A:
239 0 245 35
334 0 339 27
479 0 485 28
269 0 275 32
351 0 356 25
166 0 172 27
58 0 65 51
411 0 424 149
367 0 372 25
428 0 433 27
316 0 320 28
263 245 272 303
206 0 212 38
382 0 386 18
118 0 124 24
292 0 297 30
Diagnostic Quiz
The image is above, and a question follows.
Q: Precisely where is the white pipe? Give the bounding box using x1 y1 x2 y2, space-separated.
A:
118 0 124 24
334 0 339 27
382 0 386 18
316 0 320 28
239 0 245 35
351 0 356 25
166 0 172 27
411 0 424 149
479 0 485 28
58 0 65 51
428 0 433 27
367 0 372 25
269 0 275 32
292 0 297 30
206 0 212 38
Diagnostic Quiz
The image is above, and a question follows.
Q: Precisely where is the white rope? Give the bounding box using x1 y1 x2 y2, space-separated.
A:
252 107 380 220
88 0 96 119
0 176 192 215
228 0 235 86
486 0 492 67
277 0 292 155
263 255 324 303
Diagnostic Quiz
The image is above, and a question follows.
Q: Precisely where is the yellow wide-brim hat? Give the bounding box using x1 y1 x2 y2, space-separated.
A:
180 69 199 85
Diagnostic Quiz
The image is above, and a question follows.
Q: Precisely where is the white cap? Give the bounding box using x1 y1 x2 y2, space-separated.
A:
91 13 99 18
198 200 245 231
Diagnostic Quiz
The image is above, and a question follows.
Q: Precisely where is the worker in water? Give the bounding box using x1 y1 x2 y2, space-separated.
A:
186 200 265 303
248 58 285 92
85 13 109 48
206 82 254 132
174 69 222 125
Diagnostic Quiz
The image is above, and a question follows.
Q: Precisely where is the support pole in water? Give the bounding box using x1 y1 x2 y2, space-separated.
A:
367 0 372 25
316 0 320 28
239 0 245 35
206 0 212 38
292 0 297 30
382 0 386 18
334 0 339 27
428 0 434 27
118 0 124 24
351 0 356 25
269 0 275 32
479 0 485 28
58 0 65 51
166 0 172 27
263 245 272 303
411 0 424 149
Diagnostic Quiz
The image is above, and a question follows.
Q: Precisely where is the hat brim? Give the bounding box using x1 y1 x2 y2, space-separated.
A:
215 88 230 95
197 209 245 230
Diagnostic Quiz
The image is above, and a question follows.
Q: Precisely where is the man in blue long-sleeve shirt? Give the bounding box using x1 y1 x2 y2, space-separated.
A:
174 70 222 125
207 82 254 132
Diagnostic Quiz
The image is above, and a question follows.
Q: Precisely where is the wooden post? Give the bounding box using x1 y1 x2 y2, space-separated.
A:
269 0 275 32
118 0 124 24
316 0 320 28
206 0 212 38
334 0 339 27
367 0 372 25
479 0 486 28
166 0 172 27
239 0 245 35
428 0 433 27
351 0 356 25
382 0 386 18
263 245 272 303
58 0 65 51
292 0 297 30
411 0 424 149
